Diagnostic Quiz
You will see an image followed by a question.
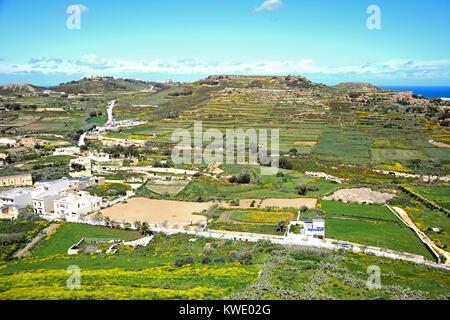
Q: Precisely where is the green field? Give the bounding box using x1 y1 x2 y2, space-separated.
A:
0 230 261 300
409 185 450 210
321 201 434 260
320 200 397 221
32 223 141 258
403 204 450 250
173 168 342 202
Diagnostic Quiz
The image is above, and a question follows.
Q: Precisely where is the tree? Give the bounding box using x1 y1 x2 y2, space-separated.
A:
297 185 308 196
134 221 142 233
276 221 288 234
104 216 111 227
123 222 132 230
141 222 150 235
93 212 104 222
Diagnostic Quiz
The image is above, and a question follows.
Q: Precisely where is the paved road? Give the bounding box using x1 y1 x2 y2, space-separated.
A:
12 223 59 259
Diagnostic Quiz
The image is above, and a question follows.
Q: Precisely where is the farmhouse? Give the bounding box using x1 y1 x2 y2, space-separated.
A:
18 136 37 148
0 174 33 187
53 146 81 156
53 191 102 219
0 204 19 220
69 157 92 177
288 219 325 242
304 219 325 240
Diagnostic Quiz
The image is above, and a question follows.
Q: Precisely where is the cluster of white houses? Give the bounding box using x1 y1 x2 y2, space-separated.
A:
0 176 104 220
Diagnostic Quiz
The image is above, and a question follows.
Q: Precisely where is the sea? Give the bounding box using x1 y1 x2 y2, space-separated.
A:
380 86 450 99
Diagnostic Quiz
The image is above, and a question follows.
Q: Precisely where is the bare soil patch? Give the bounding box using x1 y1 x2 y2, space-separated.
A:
293 141 317 146
431 141 450 148
323 188 395 204
97 198 211 227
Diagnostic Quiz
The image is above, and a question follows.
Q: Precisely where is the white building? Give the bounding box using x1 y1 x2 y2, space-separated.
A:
32 178 72 215
287 219 325 242
53 147 81 156
87 151 110 162
0 188 34 209
53 191 102 219
34 177 71 193
32 191 61 215
0 137 17 147
303 219 325 240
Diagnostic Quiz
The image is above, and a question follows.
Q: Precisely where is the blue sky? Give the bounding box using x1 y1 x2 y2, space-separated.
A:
0 0 449 86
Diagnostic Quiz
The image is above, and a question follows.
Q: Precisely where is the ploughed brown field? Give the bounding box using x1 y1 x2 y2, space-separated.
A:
97 198 211 227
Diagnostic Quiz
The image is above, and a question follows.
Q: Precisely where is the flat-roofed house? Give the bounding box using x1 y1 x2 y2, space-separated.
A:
53 147 81 156
303 219 325 240
0 188 34 209
34 177 71 193
32 191 62 215
0 205 19 220
53 191 102 219
0 174 33 187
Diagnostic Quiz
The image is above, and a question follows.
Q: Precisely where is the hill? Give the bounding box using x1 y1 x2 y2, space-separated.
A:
50 76 169 94
334 82 383 93
0 83 46 96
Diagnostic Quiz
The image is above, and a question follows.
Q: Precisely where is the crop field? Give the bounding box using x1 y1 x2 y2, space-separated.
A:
313 127 371 165
370 149 427 165
402 203 450 250
172 167 342 202
320 201 434 259
207 208 296 236
320 200 397 221
144 180 190 196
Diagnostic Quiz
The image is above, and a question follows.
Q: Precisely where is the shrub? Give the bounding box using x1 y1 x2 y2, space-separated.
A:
175 256 195 267
229 250 253 265
201 257 212 265
214 257 226 264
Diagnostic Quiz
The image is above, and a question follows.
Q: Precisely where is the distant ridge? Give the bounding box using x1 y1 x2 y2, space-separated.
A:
0 83 46 95
334 82 382 92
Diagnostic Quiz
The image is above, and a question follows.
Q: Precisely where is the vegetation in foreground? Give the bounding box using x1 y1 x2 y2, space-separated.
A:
0 225 449 300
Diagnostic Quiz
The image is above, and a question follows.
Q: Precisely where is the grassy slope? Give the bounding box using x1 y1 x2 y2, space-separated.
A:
32 223 141 258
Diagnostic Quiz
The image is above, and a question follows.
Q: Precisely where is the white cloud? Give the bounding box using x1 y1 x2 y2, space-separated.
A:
254 0 282 13
0 55 449 81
